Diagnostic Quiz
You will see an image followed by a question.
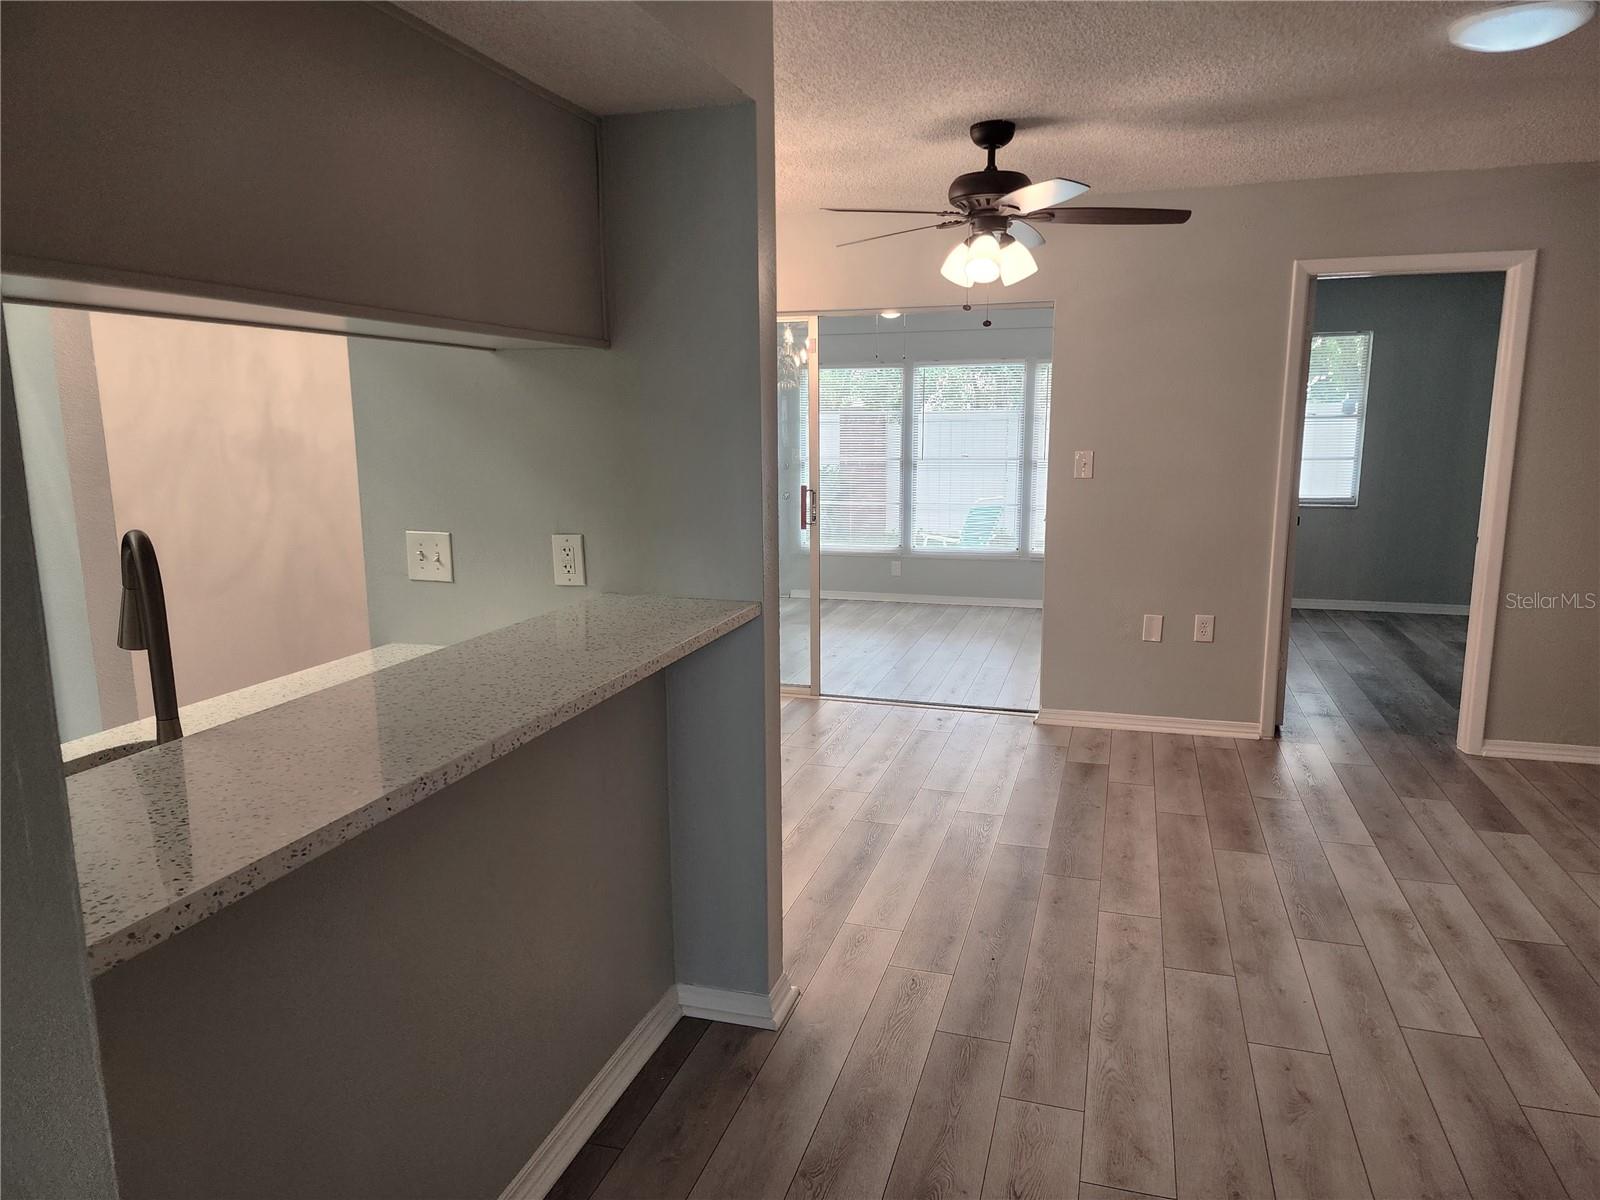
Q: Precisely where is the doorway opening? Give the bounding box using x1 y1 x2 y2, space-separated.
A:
1262 251 1537 757
780 303 1054 711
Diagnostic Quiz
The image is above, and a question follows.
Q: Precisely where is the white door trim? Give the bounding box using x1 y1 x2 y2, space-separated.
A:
1259 250 1538 756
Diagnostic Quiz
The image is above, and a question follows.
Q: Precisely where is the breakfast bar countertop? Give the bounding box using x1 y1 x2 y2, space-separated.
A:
67 593 760 974
61 642 440 771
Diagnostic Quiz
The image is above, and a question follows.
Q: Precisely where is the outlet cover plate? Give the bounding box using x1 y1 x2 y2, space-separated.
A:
552 533 586 586
1194 614 1215 643
407 531 453 582
1073 450 1094 479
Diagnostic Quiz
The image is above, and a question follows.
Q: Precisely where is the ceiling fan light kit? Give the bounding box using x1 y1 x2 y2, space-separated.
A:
998 237 1039 285
965 234 1003 283
825 118 1192 290
939 239 972 286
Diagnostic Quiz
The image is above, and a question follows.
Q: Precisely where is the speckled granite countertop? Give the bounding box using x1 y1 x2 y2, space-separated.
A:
62 643 439 770
67 594 759 974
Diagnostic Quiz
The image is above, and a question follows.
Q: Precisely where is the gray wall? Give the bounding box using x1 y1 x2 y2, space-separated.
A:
779 162 1600 746
93 678 674 1200
1 1 605 346
1294 273 1504 608
2 335 120 1199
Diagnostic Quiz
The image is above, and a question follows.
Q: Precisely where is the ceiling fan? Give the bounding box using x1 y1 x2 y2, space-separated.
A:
825 119 1191 288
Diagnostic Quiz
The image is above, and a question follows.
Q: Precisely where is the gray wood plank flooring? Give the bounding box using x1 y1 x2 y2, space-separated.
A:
783 598 1041 710
557 610 1600 1199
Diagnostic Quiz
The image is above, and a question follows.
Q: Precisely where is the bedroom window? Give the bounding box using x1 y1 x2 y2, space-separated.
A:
1299 332 1373 506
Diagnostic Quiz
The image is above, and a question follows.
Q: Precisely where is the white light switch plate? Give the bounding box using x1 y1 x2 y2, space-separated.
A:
1073 450 1094 479
406 531 453 582
1194 614 1216 643
552 533 586 586
1142 614 1163 642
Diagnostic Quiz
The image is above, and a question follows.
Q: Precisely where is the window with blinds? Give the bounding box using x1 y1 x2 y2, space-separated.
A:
818 366 904 550
814 358 1051 556
911 363 1026 552
1030 362 1051 555
1300 332 1373 505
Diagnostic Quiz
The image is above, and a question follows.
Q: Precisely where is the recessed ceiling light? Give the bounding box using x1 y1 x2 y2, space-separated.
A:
1449 1 1595 52
879 310 902 319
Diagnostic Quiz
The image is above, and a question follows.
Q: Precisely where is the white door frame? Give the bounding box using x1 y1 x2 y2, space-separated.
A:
1258 250 1538 754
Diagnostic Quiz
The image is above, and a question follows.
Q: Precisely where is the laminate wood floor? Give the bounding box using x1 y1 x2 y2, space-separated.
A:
780 598 1042 710
553 609 1600 1200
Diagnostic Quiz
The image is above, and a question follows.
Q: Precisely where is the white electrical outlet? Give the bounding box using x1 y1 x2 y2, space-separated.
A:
1142 614 1163 642
1194 614 1216 643
890 560 902 577
406 531 453 582
552 533 586 586
1073 450 1094 479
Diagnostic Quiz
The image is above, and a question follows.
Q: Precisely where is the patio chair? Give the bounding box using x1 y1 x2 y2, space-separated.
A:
921 499 1005 548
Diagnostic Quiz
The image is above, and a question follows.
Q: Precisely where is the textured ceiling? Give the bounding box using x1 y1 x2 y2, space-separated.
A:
776 1 1599 212
397 1 746 115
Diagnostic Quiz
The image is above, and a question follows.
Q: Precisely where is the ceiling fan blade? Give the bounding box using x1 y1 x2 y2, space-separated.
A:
836 221 961 248
997 177 1090 215
1031 206 1191 225
1007 219 1045 249
823 206 961 216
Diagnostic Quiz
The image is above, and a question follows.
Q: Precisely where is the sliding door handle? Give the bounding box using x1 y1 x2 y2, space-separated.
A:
800 485 811 531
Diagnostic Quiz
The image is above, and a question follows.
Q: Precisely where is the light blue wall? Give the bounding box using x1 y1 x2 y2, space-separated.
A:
347 339 636 647
3 305 101 739
1294 272 1504 607
2 334 120 1199
348 103 773 998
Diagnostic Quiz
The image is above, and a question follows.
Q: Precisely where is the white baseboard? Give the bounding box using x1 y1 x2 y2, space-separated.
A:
1293 598 1470 615
1036 708 1265 740
1480 739 1600 765
788 589 1041 609
499 974 799 1198
678 972 799 1030
499 987 680 1200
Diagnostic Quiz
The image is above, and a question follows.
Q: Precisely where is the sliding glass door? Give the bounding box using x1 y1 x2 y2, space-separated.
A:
808 305 1053 708
778 317 820 692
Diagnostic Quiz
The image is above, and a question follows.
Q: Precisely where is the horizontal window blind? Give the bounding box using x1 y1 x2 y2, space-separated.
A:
1030 362 1052 555
911 362 1025 552
819 365 904 550
1300 332 1372 505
